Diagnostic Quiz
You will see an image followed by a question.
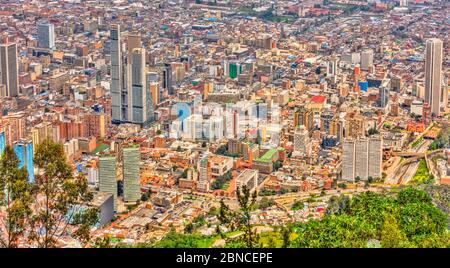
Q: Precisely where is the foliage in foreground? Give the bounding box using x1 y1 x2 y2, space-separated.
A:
144 187 449 248
0 140 98 248
291 188 449 248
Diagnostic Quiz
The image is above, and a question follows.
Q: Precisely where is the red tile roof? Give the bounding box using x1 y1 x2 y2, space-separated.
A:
311 95 326 103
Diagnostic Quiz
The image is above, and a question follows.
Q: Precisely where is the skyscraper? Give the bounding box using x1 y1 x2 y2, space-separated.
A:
0 42 19 97
123 146 140 203
99 155 118 210
368 136 382 179
342 139 355 180
37 21 55 49
425 38 443 116
293 125 310 155
327 56 340 76
361 49 373 71
110 24 122 123
163 63 173 96
129 48 154 126
293 107 314 132
197 154 210 192
0 130 5 156
379 86 390 108
13 140 34 183
342 137 382 181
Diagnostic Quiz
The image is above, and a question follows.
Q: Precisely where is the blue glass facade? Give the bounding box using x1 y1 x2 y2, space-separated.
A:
13 141 34 183
0 131 5 156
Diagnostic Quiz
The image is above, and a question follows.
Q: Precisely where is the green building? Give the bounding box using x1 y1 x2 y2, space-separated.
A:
123 146 141 203
229 61 243 79
98 155 117 210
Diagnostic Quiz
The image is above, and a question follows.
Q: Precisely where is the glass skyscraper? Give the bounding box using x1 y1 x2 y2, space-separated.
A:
98 155 118 210
123 146 140 203
13 140 34 183
37 21 55 49
0 131 5 156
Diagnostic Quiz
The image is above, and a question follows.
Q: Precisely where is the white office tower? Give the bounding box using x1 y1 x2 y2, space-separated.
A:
354 139 369 179
0 42 19 97
342 139 356 180
368 137 382 179
110 24 122 122
360 49 374 71
293 125 310 156
399 0 408 7
425 38 443 116
327 56 340 77
342 137 382 181
184 114 223 141
37 21 55 49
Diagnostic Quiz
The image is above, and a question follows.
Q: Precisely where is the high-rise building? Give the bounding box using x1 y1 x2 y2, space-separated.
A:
293 125 310 155
330 117 344 142
149 81 159 108
354 138 369 179
123 146 140 203
0 42 19 97
37 21 55 49
379 86 390 108
321 110 334 134
128 48 153 126
110 24 122 122
30 121 55 153
342 137 382 181
163 63 173 95
368 136 382 179
98 155 118 210
294 107 314 132
0 130 5 156
229 60 243 79
345 114 365 139
360 49 373 71
390 75 402 92
127 32 141 51
13 140 34 183
236 169 259 193
342 139 355 180
327 56 340 76
425 38 443 116
197 154 210 192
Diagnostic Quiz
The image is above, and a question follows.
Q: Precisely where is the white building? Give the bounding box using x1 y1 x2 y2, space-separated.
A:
342 136 382 181
361 49 374 71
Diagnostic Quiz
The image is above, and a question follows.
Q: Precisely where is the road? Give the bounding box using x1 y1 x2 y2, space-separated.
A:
385 140 431 185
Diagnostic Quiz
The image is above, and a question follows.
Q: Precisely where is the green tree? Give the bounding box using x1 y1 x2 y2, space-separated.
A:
185 222 194 234
397 187 432 205
218 186 258 248
92 236 113 248
325 194 350 215
0 146 32 248
208 206 219 216
281 227 291 248
273 161 282 171
380 214 406 248
398 202 447 239
258 197 275 210
28 140 98 248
